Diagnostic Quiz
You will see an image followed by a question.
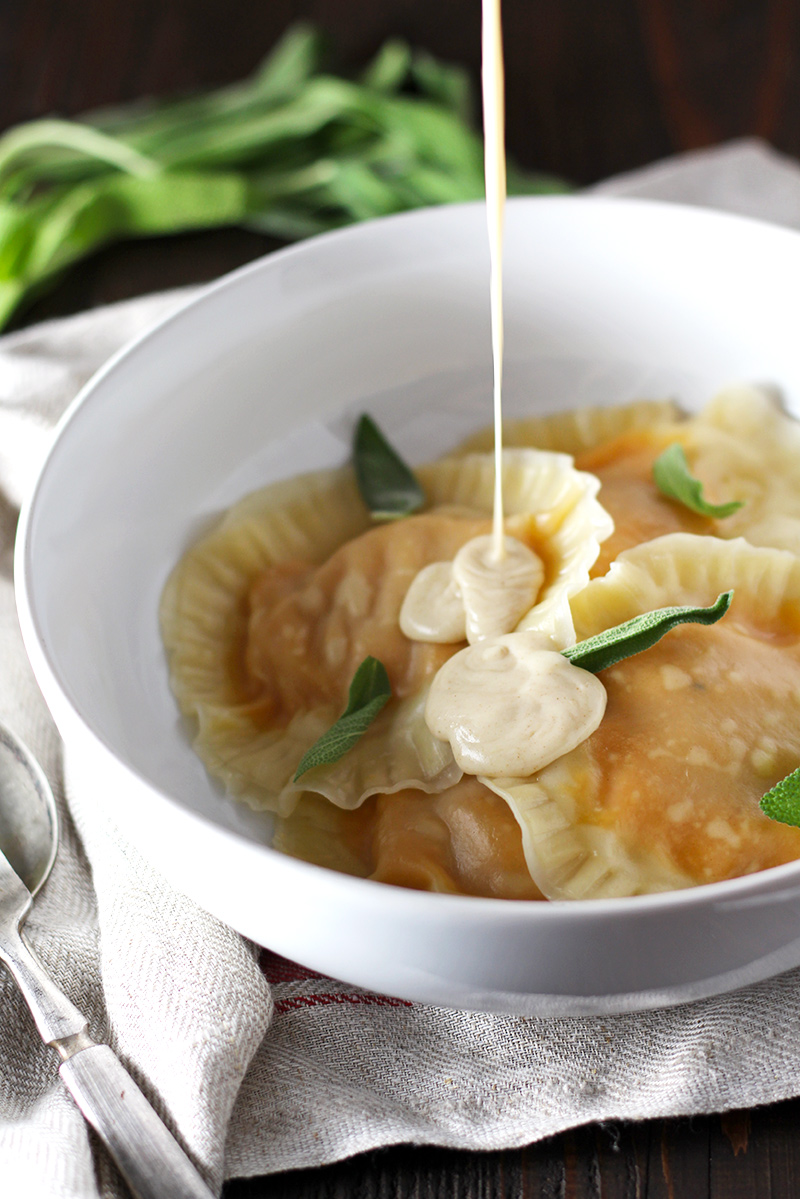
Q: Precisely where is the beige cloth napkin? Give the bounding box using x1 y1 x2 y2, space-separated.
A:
2 138 800 1198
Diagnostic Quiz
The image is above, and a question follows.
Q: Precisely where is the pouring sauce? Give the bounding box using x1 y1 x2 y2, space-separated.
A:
482 0 507 561
419 0 607 775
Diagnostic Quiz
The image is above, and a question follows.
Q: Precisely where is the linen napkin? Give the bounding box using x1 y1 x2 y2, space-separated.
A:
2 137 800 1199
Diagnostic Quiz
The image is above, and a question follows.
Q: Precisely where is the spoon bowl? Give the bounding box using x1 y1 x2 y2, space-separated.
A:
0 722 56 896
0 719 217 1198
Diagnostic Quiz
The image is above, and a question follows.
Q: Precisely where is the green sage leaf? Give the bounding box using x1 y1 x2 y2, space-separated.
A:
564 591 733 674
653 443 744 518
0 118 160 191
251 22 325 101
410 51 473 123
760 767 800 828
19 172 250 294
294 656 392 779
361 39 413 94
354 414 425 520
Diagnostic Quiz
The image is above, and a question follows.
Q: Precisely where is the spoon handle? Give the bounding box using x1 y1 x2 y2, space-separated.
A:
0 925 88 1043
59 1043 217 1199
2 928 216 1199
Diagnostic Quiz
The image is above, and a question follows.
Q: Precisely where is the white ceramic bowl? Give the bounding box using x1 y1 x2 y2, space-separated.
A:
16 196 800 1016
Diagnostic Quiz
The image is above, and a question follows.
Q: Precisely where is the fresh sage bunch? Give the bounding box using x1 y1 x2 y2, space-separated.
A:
294 656 392 779
563 591 733 674
0 23 567 329
653 444 743 518
354 414 425 520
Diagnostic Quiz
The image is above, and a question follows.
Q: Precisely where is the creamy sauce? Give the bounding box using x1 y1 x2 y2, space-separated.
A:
399 561 467 643
454 534 544 642
402 0 517 617
425 633 607 776
401 0 548 652
408 0 606 771
483 0 507 560
399 534 544 643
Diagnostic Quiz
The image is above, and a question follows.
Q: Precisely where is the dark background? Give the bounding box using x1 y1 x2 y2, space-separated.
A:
3 0 800 324
5 0 800 181
3 2 800 1195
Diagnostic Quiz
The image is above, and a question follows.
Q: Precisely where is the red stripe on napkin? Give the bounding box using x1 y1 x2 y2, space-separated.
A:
260 950 326 985
260 950 413 1012
275 993 413 1012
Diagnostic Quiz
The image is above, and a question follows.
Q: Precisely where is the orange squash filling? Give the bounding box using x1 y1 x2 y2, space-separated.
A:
243 509 546 718
574 429 713 576
279 780 544 899
573 617 800 885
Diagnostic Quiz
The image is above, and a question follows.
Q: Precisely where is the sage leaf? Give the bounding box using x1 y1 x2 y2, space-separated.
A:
0 118 160 188
410 50 473 122
251 22 324 101
0 280 24 329
361 39 413 94
14 173 250 303
354 414 425 520
564 591 733 674
653 443 744 518
294 656 392 779
760 767 800 828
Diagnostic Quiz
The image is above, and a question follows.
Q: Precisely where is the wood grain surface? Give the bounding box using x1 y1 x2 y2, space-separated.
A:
224 1100 800 1197
3 2 800 1195
4 0 800 183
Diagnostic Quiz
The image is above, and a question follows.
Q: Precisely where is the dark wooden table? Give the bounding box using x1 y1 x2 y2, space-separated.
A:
4 2 800 1195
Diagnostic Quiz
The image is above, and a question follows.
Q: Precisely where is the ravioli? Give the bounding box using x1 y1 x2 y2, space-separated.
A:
485 534 800 899
161 447 611 819
688 386 800 555
275 777 545 899
163 390 800 902
460 386 800 572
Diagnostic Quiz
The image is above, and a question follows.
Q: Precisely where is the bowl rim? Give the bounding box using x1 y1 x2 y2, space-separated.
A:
16 191 800 923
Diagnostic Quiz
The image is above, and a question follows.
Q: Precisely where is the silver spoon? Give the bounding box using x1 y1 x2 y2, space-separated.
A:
0 720 217 1199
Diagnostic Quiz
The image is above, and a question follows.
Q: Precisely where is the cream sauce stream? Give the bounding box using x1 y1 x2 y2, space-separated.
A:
419 0 610 775
482 0 507 560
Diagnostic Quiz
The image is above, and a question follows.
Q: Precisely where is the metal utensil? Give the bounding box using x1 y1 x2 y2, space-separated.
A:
0 720 216 1199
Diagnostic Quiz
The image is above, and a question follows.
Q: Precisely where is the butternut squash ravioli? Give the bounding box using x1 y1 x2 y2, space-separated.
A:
161 386 800 900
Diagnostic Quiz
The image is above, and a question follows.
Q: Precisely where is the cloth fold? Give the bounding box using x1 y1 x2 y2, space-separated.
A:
2 138 800 1198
